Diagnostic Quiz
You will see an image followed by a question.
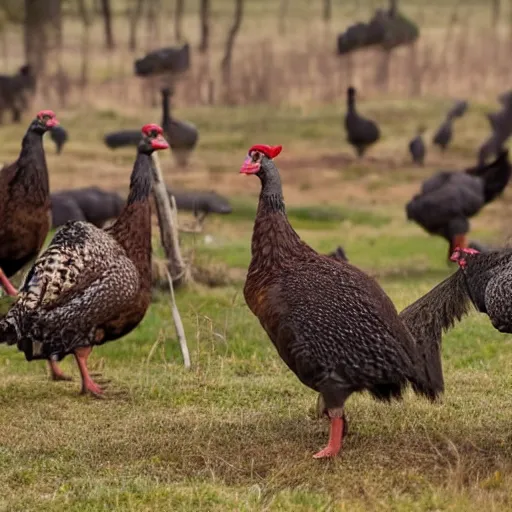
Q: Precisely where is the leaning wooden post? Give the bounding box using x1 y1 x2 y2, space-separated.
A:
150 152 191 287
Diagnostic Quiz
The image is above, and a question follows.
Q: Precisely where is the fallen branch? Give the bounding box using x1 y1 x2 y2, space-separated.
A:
150 152 191 286
166 269 191 369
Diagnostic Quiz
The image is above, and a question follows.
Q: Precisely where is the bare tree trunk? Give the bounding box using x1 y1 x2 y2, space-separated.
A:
175 0 184 42
24 0 49 76
278 0 289 34
77 0 91 92
128 0 143 51
389 0 398 14
492 0 501 28
100 0 115 50
221 0 244 103
322 0 331 23
198 0 210 53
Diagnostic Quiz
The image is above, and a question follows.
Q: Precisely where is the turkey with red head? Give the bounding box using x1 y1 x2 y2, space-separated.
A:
0 124 168 397
0 110 68 381
241 143 440 458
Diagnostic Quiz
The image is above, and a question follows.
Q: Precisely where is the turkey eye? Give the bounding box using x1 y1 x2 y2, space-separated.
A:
252 152 259 162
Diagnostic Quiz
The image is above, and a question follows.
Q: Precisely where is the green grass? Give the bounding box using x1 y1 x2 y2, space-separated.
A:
1 72 512 509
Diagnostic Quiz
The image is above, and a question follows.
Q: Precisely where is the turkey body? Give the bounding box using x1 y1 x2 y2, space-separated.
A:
241 144 438 458
344 87 380 158
0 124 167 396
406 151 511 258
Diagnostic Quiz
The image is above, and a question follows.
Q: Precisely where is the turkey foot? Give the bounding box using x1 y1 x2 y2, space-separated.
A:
74 346 104 398
0 268 18 297
47 359 72 381
313 416 344 459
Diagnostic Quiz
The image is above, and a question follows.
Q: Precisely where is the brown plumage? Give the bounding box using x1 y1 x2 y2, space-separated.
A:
241 144 440 459
0 110 68 381
0 110 58 291
0 124 169 397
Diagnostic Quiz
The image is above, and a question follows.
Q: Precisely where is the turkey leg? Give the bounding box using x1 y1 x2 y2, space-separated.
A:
313 413 344 459
0 268 18 296
48 358 73 381
74 346 104 397
449 234 468 260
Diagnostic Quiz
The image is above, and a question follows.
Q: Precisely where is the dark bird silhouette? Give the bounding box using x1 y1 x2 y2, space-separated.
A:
0 124 169 397
409 126 426 166
49 125 68 154
167 187 232 224
406 151 511 260
327 246 349 262
432 99 468 152
52 187 125 228
104 130 141 149
50 193 86 227
241 143 440 458
432 119 452 151
160 87 199 167
344 86 380 158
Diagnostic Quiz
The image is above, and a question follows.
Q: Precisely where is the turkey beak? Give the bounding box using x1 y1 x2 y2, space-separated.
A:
151 135 169 150
240 156 260 174
46 117 59 128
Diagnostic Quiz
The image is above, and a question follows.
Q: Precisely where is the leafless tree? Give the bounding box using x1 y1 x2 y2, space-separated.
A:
77 0 92 91
24 0 51 75
175 0 184 42
278 0 289 34
389 0 398 14
100 0 115 50
128 0 143 51
221 0 244 102
492 0 500 28
322 0 331 23
198 0 210 53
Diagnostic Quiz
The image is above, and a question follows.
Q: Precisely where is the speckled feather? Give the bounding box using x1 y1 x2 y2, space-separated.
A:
0 140 154 360
244 156 439 413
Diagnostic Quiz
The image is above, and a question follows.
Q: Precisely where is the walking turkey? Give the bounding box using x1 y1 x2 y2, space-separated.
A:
344 86 380 158
432 99 468 152
241 143 439 458
409 126 426 166
0 124 168 397
406 151 511 261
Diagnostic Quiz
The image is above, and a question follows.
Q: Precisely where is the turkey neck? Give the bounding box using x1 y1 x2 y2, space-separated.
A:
347 93 356 113
13 130 49 202
107 151 152 278
250 162 310 270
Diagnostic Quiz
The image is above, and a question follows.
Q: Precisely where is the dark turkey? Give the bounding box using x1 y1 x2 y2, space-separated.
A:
52 187 125 228
344 86 380 158
241 143 439 459
104 130 141 149
409 126 426 166
406 151 511 260
0 124 169 397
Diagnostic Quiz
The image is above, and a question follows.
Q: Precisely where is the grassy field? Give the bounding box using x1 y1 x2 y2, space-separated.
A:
0 93 512 511
1 0 512 510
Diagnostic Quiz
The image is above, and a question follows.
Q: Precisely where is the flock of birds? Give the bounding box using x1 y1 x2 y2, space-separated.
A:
1 89 512 460
345 86 512 261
